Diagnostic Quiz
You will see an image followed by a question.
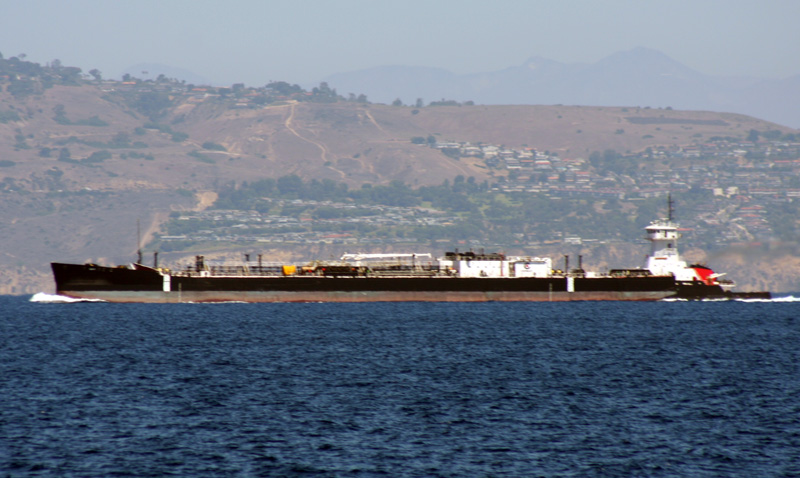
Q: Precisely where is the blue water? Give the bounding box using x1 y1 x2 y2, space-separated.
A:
2 296 800 477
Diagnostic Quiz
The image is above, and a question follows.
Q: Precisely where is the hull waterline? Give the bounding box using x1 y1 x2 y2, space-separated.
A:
51 262 755 303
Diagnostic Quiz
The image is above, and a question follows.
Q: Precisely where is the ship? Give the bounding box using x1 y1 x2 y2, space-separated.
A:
51 202 770 303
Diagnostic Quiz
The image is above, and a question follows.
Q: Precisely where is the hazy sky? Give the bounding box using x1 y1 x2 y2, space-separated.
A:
2 0 799 86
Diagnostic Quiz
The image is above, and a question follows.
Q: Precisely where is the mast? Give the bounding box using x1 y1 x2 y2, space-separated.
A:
667 193 674 222
136 219 143 264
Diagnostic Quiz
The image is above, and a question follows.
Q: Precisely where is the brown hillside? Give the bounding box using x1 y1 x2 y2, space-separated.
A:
1 85 788 192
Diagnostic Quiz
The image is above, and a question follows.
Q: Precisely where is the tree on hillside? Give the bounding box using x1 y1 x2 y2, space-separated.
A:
89 69 102 82
111 132 131 147
266 81 302 96
133 92 172 120
52 104 70 124
58 66 82 85
58 148 71 162
310 82 338 103
277 174 304 196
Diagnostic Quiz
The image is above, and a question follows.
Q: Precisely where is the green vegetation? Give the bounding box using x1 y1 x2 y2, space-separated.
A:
143 122 188 142
13 134 30 150
52 134 148 150
188 151 215 163
82 150 112 163
0 109 21 123
201 141 227 151
57 148 72 162
51 104 108 126
131 92 173 120
121 151 155 160
53 104 70 124
428 99 461 107
73 116 109 126
588 149 638 175
0 55 83 97
767 201 800 241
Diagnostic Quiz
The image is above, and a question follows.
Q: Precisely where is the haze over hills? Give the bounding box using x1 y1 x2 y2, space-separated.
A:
324 47 800 129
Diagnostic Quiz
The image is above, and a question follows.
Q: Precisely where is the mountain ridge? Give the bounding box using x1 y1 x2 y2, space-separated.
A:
325 47 800 128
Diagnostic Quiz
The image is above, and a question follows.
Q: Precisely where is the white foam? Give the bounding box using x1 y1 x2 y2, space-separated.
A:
661 295 800 303
181 301 249 304
29 292 106 303
735 295 800 303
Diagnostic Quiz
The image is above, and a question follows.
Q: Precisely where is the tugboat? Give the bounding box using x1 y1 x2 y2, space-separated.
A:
642 200 737 299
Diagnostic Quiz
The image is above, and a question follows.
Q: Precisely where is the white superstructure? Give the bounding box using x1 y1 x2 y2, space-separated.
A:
644 217 695 280
642 198 729 287
438 251 552 278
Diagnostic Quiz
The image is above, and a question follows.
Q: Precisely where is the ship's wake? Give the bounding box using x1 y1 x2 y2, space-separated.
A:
662 295 800 303
30 292 106 303
734 294 800 303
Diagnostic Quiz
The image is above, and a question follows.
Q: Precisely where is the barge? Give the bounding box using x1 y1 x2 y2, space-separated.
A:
51 208 770 302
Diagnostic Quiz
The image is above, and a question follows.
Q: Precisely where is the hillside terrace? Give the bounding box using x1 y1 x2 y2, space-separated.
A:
158 200 459 247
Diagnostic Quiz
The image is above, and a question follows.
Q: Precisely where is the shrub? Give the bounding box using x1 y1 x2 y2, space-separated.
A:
202 141 227 151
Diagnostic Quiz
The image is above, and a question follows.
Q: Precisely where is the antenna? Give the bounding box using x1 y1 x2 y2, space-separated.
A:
137 219 143 264
667 193 674 222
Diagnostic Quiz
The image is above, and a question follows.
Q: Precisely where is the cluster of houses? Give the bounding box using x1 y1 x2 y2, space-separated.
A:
428 138 800 245
432 138 800 198
433 139 800 194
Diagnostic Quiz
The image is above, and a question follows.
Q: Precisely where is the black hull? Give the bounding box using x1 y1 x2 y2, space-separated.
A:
51 262 764 303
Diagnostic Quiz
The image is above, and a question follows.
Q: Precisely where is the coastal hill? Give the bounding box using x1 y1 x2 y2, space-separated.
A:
1 69 798 294
1 83 787 191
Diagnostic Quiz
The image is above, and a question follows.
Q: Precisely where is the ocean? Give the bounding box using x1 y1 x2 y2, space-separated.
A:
2 295 800 477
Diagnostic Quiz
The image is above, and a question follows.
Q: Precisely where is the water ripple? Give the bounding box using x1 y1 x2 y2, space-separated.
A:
2 298 800 476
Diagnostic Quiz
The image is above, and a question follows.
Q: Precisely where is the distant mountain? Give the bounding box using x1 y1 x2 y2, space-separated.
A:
735 75 800 129
325 65 459 105
325 47 800 128
120 63 211 85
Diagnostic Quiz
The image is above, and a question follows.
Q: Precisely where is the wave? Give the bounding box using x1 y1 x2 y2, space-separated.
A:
735 295 800 303
28 293 250 304
29 292 106 303
181 301 250 304
663 295 800 303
